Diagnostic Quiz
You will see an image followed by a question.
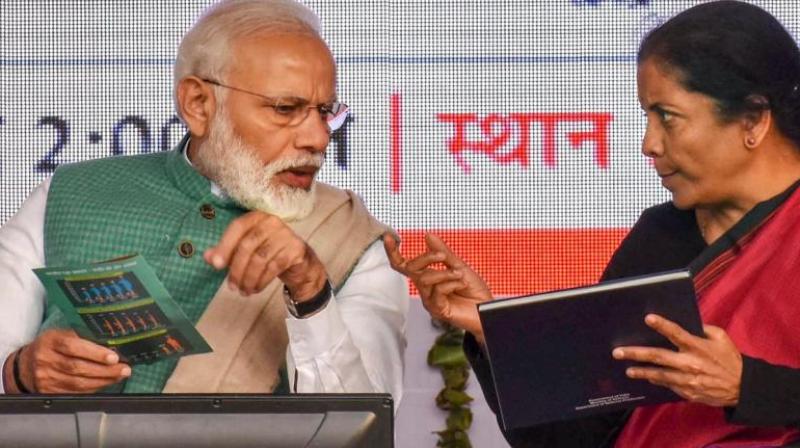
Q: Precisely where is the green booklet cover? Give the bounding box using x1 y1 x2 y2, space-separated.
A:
34 254 212 365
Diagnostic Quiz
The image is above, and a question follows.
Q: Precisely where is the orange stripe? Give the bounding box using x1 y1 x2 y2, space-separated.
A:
397 229 629 296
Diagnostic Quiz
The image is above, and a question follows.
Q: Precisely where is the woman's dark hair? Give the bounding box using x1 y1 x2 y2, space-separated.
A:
638 0 800 148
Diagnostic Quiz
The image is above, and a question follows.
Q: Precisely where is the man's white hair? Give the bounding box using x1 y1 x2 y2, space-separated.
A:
173 0 322 118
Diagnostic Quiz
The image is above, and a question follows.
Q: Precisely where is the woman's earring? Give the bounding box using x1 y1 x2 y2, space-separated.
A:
745 137 757 147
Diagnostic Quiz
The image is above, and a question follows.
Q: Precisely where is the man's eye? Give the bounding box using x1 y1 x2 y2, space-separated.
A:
658 110 674 123
272 104 301 115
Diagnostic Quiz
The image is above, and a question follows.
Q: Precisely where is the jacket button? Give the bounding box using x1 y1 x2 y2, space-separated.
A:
199 204 216 220
178 240 195 258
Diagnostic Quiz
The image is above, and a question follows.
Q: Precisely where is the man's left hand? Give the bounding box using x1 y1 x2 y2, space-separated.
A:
204 211 327 300
612 314 743 407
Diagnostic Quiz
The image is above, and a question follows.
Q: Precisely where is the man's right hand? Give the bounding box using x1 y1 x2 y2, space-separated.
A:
4 329 131 394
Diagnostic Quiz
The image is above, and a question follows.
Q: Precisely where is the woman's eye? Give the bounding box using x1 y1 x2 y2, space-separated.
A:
658 110 674 123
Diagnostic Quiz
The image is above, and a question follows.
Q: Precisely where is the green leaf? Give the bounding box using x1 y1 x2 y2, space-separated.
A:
441 388 474 407
435 429 473 448
446 407 474 431
428 343 468 367
442 366 469 389
436 329 466 347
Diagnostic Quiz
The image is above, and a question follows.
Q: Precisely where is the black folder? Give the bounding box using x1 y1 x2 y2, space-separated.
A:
477 269 703 429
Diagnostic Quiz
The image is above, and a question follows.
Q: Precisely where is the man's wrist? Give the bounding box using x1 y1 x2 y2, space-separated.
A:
286 272 328 303
283 280 332 319
12 347 31 394
2 352 15 394
3 348 29 395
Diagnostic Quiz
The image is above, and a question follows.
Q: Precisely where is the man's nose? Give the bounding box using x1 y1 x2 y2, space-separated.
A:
294 108 330 153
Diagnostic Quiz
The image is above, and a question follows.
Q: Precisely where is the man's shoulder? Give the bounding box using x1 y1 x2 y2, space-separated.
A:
312 182 375 219
312 182 389 229
314 181 351 202
49 151 174 194
603 201 702 279
54 151 170 176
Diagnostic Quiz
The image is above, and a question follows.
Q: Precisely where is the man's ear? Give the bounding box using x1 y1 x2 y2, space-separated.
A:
741 95 771 149
176 76 217 139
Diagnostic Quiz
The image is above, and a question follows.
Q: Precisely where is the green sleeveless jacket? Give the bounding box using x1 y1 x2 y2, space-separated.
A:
40 137 286 393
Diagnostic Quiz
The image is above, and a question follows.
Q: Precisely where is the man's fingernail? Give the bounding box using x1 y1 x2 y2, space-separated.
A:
626 368 637 378
612 348 624 359
212 255 225 269
106 353 119 364
121 366 132 377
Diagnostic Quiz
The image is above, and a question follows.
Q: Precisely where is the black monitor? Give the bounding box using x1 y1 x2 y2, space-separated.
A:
0 394 394 448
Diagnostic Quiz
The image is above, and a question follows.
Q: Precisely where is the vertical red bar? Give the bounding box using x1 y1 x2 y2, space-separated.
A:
390 92 402 193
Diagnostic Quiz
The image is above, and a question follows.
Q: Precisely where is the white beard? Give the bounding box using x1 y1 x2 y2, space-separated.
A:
193 107 323 222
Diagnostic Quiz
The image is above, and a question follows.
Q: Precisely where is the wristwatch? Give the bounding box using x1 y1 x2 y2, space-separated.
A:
283 280 332 319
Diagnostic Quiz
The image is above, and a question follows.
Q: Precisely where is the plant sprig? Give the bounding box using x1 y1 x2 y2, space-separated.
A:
428 320 473 448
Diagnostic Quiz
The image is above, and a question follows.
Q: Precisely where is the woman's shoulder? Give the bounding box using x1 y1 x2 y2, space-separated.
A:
636 201 696 232
602 202 704 280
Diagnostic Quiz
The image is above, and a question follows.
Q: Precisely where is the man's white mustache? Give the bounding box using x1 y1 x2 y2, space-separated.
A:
266 153 325 173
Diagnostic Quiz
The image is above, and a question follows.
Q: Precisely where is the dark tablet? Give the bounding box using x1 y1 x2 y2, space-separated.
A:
478 269 702 429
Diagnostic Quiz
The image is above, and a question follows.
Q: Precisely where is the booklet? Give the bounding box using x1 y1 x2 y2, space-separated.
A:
477 269 703 429
34 255 212 365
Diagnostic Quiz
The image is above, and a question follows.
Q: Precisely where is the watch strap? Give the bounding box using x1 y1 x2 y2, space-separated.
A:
13 347 31 394
283 280 332 319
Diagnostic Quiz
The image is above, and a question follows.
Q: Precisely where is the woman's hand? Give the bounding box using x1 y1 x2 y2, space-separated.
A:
612 314 743 407
383 233 493 343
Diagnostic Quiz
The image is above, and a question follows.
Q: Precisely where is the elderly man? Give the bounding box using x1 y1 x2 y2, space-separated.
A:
0 0 408 400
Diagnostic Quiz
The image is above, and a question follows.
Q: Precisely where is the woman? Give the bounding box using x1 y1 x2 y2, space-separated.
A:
385 1 800 446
